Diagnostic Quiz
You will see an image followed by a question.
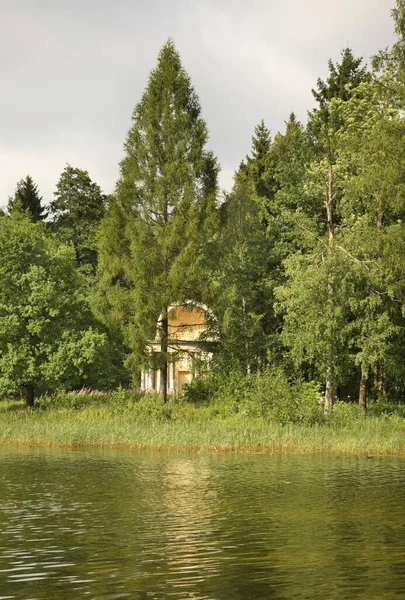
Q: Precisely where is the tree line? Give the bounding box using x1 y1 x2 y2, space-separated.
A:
1 1 405 411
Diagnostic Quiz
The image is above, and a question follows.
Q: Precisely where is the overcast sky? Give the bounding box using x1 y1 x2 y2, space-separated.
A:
0 0 397 209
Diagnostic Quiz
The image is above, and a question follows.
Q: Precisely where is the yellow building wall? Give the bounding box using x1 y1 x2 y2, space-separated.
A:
168 305 207 341
142 304 213 395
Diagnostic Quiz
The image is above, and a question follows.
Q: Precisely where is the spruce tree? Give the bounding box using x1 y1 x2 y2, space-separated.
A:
248 120 271 178
212 169 271 374
98 40 219 402
8 175 47 222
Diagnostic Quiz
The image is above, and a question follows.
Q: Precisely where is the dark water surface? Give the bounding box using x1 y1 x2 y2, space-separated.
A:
0 448 404 599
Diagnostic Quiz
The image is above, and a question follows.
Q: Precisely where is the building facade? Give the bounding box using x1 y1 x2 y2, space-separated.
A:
140 303 214 395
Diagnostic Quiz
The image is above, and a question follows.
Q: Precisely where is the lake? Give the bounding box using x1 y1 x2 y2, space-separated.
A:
0 448 404 599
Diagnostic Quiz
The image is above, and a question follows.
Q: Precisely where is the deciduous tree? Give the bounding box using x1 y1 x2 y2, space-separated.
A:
0 213 117 406
50 165 106 275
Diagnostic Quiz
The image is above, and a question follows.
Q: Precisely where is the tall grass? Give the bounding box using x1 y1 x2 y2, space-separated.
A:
1 390 405 455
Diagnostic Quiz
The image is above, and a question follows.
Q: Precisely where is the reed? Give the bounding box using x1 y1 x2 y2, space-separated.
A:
1 392 405 455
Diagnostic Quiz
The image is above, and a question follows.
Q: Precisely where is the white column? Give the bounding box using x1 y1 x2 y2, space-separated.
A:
168 362 173 390
172 361 175 390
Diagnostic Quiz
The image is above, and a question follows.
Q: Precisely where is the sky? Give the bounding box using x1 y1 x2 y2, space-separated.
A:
0 0 397 209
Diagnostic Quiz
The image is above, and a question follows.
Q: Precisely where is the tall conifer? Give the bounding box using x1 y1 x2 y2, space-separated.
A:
8 175 47 222
98 40 219 401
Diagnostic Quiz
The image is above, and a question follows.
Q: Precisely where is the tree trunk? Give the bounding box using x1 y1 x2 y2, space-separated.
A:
373 364 379 393
324 367 335 414
242 296 251 377
324 161 336 415
382 371 388 396
25 384 35 408
159 307 168 404
326 162 334 245
359 370 368 412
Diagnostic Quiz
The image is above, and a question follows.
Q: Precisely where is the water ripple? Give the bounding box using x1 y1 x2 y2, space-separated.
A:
1 451 405 599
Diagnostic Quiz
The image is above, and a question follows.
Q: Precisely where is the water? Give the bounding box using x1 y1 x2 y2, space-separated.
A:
0 449 404 599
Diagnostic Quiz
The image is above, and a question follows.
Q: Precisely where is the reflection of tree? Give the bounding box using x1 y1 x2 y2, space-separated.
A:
0 451 404 599
318 459 405 599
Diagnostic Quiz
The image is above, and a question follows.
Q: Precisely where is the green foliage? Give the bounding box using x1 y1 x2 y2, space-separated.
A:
50 165 106 275
3 4 405 420
210 172 272 373
292 381 325 425
239 367 293 422
7 175 47 222
0 213 125 403
312 48 370 108
183 375 215 404
211 370 250 416
97 40 219 388
238 369 323 425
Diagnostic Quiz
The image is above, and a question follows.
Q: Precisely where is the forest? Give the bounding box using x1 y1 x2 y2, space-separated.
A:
1 1 405 420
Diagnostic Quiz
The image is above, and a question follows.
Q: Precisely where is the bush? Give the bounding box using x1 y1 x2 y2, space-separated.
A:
130 392 173 420
238 367 293 423
210 370 250 417
239 370 324 425
292 380 324 425
327 401 362 426
183 376 215 404
367 396 405 418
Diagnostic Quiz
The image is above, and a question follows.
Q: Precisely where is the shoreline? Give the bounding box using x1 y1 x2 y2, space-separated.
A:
1 398 405 457
0 439 404 457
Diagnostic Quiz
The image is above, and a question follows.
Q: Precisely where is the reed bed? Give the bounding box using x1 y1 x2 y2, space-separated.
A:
1 392 405 456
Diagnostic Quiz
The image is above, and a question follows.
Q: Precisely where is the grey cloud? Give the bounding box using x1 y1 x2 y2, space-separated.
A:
0 0 396 207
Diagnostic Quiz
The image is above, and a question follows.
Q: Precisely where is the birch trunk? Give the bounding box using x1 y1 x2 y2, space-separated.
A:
324 162 336 414
324 366 335 413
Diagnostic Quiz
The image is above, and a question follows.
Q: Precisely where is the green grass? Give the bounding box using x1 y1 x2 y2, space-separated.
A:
1 392 405 455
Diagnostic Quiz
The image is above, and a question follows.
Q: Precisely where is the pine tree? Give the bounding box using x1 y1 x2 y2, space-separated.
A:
8 175 47 222
98 40 219 402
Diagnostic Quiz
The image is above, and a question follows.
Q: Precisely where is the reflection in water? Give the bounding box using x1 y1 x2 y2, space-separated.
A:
0 449 404 599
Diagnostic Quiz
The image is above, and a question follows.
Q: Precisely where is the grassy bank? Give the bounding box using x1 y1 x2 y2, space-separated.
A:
1 392 405 456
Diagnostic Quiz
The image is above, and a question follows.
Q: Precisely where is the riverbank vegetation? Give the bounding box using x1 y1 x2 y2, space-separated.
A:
2 2 405 427
1 389 405 455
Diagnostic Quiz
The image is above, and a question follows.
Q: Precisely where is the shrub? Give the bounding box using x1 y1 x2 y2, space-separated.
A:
239 367 294 423
239 371 324 425
183 376 215 404
328 401 361 426
210 370 250 417
292 380 324 425
130 392 173 421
